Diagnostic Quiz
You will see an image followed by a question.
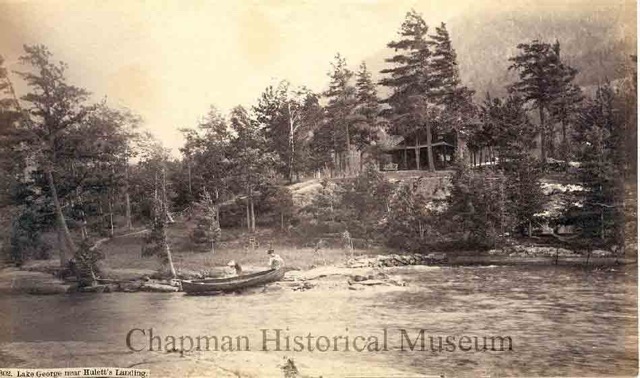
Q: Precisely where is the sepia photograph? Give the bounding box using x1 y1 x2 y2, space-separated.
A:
0 0 637 377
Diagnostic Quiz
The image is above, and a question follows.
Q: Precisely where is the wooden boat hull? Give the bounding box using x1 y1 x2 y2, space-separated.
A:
181 268 285 294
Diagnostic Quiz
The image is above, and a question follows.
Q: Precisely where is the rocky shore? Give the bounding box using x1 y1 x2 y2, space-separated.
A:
0 246 632 296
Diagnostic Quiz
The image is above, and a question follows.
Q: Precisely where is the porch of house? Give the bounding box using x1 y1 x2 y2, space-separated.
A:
384 142 456 171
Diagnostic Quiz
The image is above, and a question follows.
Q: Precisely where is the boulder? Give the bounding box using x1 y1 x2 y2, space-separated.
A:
591 249 612 257
351 274 368 282
140 282 179 293
119 281 143 292
78 285 107 293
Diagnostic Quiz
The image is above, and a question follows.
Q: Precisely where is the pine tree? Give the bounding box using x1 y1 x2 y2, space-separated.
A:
380 10 436 171
306 179 338 227
229 106 279 232
352 62 380 167
428 22 475 156
508 40 562 164
190 190 221 254
0 55 24 209
446 162 508 247
324 54 357 174
548 41 583 160
504 155 545 237
143 194 177 278
336 164 393 242
179 106 231 212
475 94 538 159
472 94 544 236
572 83 624 243
385 181 436 250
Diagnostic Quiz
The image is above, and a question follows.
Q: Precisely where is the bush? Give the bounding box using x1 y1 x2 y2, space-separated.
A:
9 208 50 264
299 165 393 243
445 163 508 248
384 181 442 251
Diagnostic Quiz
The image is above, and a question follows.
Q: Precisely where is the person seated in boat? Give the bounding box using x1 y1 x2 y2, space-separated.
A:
224 260 243 277
267 249 284 270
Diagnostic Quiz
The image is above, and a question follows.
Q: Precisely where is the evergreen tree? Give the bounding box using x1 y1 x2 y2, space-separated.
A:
336 164 393 242
472 94 544 236
428 22 475 155
446 162 508 247
142 194 177 278
255 82 320 182
508 40 563 164
548 41 583 160
304 179 339 230
572 83 624 243
228 106 279 232
261 183 295 231
189 190 221 254
15 45 93 266
380 10 436 171
385 181 437 251
179 106 231 211
504 155 545 237
475 94 538 159
352 62 380 165
0 55 24 199
324 54 357 174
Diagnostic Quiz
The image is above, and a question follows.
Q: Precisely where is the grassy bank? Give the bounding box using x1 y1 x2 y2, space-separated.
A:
19 223 387 279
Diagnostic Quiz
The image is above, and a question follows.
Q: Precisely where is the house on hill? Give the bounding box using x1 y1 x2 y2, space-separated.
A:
380 130 457 171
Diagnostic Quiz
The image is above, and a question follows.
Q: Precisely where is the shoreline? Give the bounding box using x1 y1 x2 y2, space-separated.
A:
0 252 634 296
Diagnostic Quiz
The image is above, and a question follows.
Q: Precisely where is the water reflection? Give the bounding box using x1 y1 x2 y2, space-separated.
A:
0 265 636 376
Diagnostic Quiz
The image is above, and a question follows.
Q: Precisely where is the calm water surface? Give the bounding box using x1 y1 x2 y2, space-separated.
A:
0 265 637 377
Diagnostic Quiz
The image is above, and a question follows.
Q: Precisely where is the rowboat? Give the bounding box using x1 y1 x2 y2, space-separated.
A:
181 268 285 294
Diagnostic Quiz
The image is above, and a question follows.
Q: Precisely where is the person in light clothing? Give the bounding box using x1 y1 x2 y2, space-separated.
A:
267 249 284 270
224 260 242 277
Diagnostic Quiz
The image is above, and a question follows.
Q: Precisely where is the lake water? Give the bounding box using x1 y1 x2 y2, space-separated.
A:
0 265 637 377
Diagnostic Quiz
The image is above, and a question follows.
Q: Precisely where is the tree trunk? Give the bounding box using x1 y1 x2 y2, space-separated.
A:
108 195 114 238
345 121 351 175
187 158 192 197
561 117 568 160
46 169 76 266
288 105 296 184
250 195 256 232
161 165 174 223
539 105 547 164
124 163 132 230
163 227 177 278
245 198 251 230
455 129 464 164
215 189 221 227
71 162 88 239
403 140 408 170
425 123 435 172
415 133 421 171
600 208 605 240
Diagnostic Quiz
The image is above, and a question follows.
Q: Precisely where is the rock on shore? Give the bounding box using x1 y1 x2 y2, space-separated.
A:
346 253 446 268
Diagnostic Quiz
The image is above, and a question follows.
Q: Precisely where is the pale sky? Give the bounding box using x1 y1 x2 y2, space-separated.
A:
1 0 635 154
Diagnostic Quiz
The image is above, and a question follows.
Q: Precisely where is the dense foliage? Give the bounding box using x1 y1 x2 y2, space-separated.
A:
0 9 634 268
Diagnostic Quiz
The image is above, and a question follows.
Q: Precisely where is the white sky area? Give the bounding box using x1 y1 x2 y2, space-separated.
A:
0 0 635 155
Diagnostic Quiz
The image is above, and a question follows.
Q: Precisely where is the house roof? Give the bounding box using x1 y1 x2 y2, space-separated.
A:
381 135 455 151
